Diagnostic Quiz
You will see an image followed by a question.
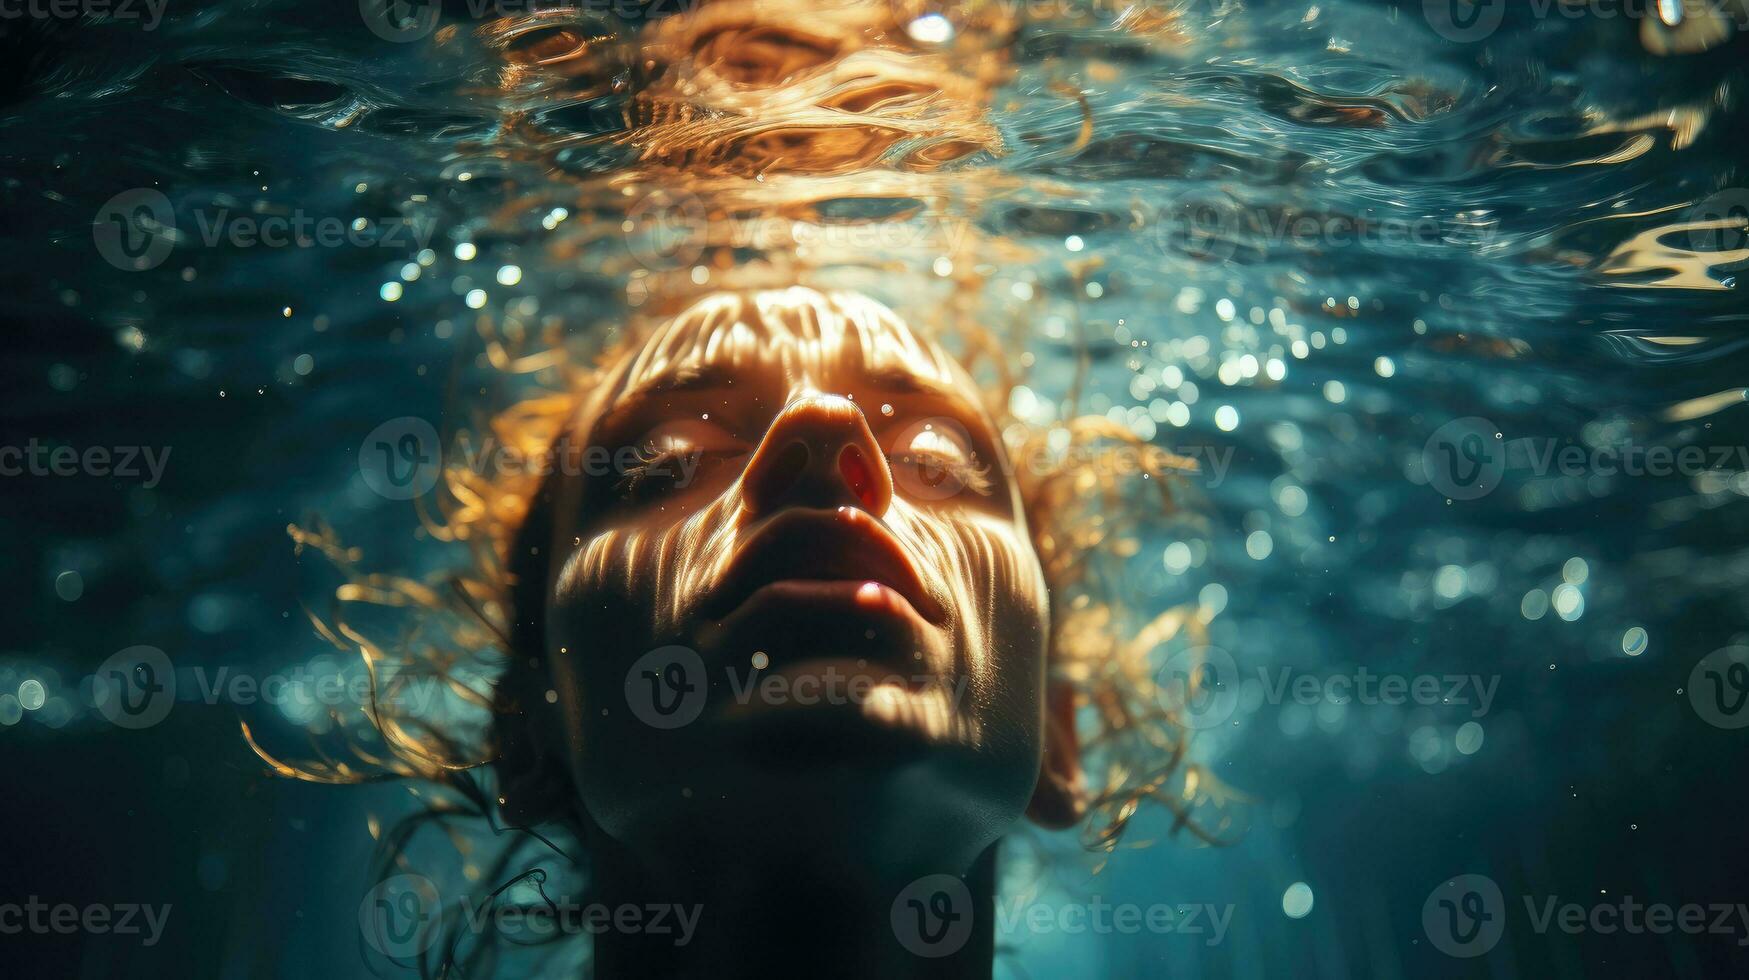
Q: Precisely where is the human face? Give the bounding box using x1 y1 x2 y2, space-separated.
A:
537 288 1048 867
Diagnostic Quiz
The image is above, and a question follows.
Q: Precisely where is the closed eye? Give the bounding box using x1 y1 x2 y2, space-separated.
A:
886 421 995 498
888 447 994 496
614 419 747 498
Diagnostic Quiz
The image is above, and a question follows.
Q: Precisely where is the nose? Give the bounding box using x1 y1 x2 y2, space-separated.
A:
741 394 893 518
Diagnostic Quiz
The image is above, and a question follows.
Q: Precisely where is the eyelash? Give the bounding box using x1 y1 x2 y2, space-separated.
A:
890 447 995 496
614 442 996 497
617 442 711 496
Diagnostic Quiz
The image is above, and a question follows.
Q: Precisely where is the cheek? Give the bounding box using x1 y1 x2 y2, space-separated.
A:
550 491 745 649
902 511 1048 677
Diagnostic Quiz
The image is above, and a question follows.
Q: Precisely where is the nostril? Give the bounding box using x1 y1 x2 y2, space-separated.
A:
838 445 879 511
753 441 810 506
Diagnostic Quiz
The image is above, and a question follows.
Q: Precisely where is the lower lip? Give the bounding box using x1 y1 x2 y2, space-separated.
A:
720 578 932 624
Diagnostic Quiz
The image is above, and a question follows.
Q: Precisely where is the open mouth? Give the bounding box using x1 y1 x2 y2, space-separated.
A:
699 506 948 627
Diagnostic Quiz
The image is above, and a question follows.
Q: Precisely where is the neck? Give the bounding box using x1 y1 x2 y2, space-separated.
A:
588 838 998 980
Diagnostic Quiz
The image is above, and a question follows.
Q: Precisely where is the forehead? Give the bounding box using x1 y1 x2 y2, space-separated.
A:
608 288 964 403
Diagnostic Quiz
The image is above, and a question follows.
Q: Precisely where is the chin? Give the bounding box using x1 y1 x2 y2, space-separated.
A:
574 705 1039 876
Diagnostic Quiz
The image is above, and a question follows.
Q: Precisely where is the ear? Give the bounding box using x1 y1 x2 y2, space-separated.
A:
1026 679 1086 829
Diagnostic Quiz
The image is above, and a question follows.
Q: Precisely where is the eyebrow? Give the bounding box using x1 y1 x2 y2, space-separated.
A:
598 359 978 448
858 365 964 399
614 363 739 410
620 361 965 406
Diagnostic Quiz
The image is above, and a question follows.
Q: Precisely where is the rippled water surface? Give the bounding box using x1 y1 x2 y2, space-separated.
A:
4 1 1749 977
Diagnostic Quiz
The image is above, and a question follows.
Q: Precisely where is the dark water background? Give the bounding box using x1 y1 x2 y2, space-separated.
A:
3 0 1749 977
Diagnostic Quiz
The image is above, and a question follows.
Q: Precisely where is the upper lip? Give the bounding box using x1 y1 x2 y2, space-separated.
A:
700 508 948 625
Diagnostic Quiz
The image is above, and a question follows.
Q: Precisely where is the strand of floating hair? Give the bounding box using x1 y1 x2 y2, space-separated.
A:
337 620 492 774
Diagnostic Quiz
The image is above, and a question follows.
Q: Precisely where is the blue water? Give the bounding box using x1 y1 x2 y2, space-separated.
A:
3 1 1748 977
